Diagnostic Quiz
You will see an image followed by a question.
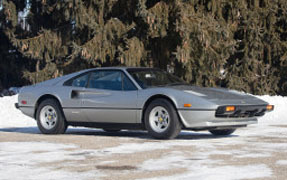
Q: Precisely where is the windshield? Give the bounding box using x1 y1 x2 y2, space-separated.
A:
127 68 187 89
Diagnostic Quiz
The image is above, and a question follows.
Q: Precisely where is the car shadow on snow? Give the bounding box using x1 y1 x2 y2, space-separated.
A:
66 130 238 140
0 127 237 140
66 128 238 140
0 127 40 134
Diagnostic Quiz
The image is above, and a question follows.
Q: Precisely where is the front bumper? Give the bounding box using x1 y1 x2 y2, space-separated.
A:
178 109 258 129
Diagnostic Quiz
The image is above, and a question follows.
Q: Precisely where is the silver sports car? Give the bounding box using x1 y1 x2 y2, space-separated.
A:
16 67 274 139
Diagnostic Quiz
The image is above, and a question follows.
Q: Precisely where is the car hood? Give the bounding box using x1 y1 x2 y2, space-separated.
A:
170 85 267 105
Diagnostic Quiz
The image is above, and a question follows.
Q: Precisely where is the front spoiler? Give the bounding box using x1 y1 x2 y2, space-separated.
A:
178 109 258 129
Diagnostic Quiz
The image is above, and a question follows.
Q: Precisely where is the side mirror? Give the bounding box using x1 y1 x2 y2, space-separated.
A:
167 65 174 74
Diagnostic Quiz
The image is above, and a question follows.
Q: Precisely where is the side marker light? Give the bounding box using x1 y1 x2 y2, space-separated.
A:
266 105 274 111
21 100 27 105
184 104 192 107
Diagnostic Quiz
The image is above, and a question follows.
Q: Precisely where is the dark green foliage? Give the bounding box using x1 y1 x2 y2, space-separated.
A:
0 0 287 95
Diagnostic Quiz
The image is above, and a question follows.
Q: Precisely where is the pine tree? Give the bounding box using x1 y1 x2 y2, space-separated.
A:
0 0 287 95
225 0 286 95
171 0 236 87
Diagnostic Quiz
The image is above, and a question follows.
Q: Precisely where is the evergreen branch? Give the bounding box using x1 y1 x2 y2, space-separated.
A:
17 24 71 41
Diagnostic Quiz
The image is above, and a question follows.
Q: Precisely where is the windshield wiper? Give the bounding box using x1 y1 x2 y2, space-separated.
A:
151 82 188 88
166 82 188 86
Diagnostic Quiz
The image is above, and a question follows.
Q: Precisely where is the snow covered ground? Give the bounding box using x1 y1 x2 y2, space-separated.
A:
0 95 35 128
0 95 286 180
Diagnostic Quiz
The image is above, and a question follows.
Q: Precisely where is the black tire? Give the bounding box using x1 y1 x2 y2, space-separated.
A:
103 129 121 133
144 98 181 139
209 129 236 136
36 99 67 134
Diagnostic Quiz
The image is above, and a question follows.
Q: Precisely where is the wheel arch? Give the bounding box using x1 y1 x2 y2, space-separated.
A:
34 94 63 119
141 94 184 127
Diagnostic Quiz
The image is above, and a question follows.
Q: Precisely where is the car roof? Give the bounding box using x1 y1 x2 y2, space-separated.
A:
93 66 153 69
83 66 159 72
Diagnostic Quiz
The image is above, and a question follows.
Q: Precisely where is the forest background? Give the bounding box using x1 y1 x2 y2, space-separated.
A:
0 0 287 95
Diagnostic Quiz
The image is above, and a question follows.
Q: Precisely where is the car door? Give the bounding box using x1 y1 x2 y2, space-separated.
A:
81 70 138 123
61 72 90 122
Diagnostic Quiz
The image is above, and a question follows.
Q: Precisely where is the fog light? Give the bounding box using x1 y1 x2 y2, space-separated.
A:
226 106 235 112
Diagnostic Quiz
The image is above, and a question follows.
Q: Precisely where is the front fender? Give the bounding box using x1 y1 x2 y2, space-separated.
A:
137 88 217 110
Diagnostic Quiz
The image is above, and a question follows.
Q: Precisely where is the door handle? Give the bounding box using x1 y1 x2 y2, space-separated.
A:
71 90 79 99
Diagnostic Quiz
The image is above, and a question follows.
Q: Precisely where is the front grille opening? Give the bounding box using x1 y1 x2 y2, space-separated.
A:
216 105 267 118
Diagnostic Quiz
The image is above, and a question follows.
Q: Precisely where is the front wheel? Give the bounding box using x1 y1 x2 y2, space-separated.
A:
209 129 236 136
144 98 181 139
36 99 67 134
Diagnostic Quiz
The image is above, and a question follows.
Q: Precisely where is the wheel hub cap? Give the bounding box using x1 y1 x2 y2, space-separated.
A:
39 105 57 130
149 106 170 133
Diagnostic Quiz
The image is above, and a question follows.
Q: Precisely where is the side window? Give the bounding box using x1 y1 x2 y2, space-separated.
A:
64 73 89 87
123 74 137 91
88 71 122 91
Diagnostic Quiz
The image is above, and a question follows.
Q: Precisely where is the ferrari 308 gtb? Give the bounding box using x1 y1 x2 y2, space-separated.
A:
16 67 274 139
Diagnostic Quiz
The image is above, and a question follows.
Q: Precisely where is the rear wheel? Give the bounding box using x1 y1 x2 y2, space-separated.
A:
209 129 236 136
36 99 67 134
144 98 181 139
